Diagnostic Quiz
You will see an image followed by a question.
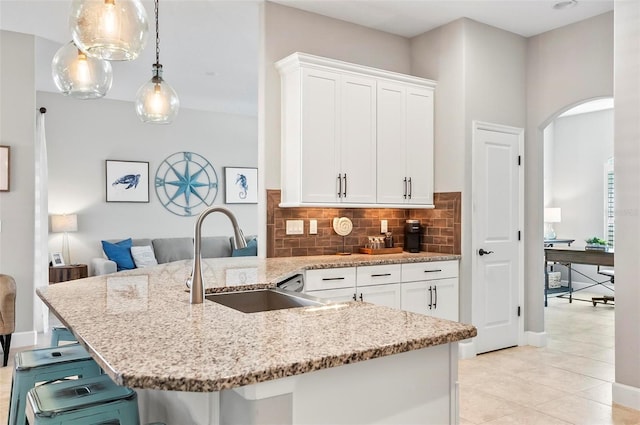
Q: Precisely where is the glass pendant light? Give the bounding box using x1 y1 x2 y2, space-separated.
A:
69 0 148 61
135 0 179 124
51 41 113 99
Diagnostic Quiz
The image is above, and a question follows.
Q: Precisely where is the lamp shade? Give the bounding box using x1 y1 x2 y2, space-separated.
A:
51 214 78 233
544 208 562 223
69 0 149 61
52 41 113 99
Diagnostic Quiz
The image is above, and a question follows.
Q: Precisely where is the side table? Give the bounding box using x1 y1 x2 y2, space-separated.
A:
49 264 88 284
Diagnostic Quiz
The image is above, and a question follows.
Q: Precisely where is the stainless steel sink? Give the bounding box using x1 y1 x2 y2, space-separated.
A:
205 288 328 313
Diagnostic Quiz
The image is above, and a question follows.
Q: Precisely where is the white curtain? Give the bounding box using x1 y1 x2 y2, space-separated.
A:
33 108 49 334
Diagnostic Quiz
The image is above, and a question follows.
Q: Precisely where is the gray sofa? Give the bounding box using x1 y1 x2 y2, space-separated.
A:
91 236 253 276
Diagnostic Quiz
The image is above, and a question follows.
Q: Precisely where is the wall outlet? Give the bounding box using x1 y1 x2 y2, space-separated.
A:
286 220 304 235
309 219 318 235
381 219 388 234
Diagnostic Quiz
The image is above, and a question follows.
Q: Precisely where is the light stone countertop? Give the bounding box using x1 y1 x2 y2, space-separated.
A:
37 252 475 392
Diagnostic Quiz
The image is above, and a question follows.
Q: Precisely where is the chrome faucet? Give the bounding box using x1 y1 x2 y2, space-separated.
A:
187 206 247 304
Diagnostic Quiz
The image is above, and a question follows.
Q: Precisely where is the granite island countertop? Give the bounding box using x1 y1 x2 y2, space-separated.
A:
37 252 475 392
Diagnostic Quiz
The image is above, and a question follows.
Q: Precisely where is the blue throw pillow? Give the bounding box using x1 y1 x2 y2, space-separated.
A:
101 238 135 271
232 238 258 257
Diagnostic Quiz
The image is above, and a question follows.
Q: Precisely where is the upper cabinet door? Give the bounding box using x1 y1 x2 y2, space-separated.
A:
377 83 434 206
377 82 408 205
300 68 341 203
405 87 434 205
340 75 377 204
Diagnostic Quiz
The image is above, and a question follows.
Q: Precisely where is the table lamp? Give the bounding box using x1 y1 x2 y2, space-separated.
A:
544 208 561 240
51 214 78 265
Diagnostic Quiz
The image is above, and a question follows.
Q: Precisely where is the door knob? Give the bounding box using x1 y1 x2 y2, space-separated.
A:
478 248 494 256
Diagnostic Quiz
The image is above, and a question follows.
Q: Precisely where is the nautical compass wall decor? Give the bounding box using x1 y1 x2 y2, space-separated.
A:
155 151 218 216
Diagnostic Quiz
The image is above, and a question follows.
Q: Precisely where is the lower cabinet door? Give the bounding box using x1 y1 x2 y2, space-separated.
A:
401 278 458 321
358 283 401 309
306 287 355 303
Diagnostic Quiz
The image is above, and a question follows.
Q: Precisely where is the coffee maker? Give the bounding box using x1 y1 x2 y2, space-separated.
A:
404 219 422 253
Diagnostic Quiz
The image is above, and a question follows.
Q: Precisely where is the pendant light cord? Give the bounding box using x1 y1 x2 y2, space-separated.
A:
154 0 160 66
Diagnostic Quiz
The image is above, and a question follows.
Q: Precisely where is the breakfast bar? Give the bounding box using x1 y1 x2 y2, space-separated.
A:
37 253 475 424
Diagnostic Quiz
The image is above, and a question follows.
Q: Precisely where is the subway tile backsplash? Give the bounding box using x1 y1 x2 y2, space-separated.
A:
266 190 461 257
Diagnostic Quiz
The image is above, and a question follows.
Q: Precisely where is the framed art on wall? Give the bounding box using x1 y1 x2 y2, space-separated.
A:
225 167 258 204
106 160 149 203
0 145 9 192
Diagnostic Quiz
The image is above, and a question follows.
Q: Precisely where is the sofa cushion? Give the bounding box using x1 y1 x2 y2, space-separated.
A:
130 245 158 268
152 237 194 264
201 236 233 258
232 238 258 257
101 238 135 271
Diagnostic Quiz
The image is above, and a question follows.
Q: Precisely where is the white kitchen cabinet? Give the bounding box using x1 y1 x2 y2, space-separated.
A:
277 52 436 208
401 261 459 321
357 283 402 309
279 56 376 206
305 267 356 291
377 82 434 206
306 287 357 303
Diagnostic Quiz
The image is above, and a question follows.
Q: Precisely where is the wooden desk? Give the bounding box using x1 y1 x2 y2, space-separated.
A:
544 248 614 306
49 264 88 284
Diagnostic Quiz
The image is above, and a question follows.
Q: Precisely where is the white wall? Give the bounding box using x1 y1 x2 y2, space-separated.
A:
0 31 36 337
40 91 258 272
410 19 527 325
613 0 640 409
525 12 613 332
263 1 411 190
549 109 614 284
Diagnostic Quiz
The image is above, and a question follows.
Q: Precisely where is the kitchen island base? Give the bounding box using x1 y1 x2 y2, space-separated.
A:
136 343 458 425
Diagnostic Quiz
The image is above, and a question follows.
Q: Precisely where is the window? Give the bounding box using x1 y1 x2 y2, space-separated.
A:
605 158 614 248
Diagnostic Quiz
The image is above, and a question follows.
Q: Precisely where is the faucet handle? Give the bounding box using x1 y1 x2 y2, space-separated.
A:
185 273 192 289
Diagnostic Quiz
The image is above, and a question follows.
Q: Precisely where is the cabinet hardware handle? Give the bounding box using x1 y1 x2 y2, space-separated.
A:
343 174 347 198
428 286 433 309
353 293 357 301
371 273 391 277
337 174 342 198
424 269 442 273
403 177 407 199
359 293 363 301
322 277 345 281
408 177 412 199
434 285 438 309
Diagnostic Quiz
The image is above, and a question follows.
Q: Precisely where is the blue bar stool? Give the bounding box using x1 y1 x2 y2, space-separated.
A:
25 374 140 425
50 327 76 346
8 343 101 425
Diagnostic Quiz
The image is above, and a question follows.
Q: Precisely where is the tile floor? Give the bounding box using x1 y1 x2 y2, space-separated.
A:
1 294 638 424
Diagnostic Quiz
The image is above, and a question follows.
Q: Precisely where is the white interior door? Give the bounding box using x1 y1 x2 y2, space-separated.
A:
472 121 523 354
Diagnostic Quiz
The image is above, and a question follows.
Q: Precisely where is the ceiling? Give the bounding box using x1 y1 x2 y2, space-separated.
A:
0 0 613 116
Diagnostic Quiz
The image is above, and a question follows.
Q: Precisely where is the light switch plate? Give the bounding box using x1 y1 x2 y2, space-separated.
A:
286 220 304 235
309 219 318 235
381 219 388 234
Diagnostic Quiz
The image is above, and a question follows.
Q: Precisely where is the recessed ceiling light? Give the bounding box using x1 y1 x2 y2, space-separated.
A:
553 0 578 10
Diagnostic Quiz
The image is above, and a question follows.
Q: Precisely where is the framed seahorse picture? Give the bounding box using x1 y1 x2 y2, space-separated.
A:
105 160 150 203
224 167 257 204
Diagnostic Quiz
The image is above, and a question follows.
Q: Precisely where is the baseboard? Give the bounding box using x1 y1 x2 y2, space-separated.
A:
458 339 476 359
525 330 547 347
8 330 37 348
613 382 640 410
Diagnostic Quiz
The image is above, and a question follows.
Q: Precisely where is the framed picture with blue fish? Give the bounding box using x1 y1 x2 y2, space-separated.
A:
224 167 258 204
106 160 149 203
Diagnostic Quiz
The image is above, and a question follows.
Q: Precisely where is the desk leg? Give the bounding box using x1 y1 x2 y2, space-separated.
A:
568 264 573 303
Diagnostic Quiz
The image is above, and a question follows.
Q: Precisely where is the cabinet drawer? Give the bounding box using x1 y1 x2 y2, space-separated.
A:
305 267 356 291
402 261 458 282
356 264 401 287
